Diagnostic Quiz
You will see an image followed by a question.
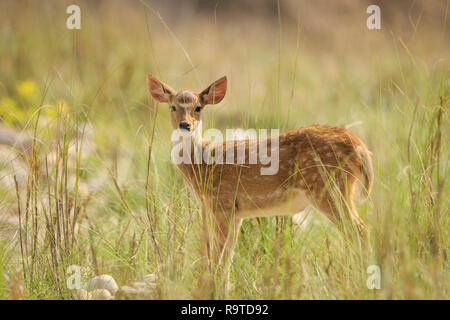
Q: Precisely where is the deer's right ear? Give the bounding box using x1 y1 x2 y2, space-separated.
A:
148 75 176 103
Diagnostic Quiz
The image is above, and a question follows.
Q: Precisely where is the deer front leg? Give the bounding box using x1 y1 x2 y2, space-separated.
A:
210 210 242 293
200 198 242 295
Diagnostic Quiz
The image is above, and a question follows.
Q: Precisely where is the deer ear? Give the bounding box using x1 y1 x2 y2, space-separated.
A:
148 74 176 103
199 76 227 105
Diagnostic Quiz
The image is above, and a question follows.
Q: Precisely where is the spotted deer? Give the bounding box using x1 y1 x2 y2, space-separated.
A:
147 75 373 281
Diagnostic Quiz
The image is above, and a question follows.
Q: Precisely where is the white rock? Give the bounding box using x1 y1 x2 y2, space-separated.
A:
119 285 139 295
87 275 119 295
131 281 150 291
74 289 91 300
116 285 154 300
91 289 114 300
116 285 138 300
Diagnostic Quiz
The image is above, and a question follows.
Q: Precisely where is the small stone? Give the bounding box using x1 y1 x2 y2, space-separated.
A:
74 289 91 300
116 285 138 300
116 282 157 300
91 289 114 300
119 285 138 294
87 275 119 295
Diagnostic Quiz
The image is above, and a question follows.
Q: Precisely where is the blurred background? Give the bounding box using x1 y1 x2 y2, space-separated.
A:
0 0 448 299
1 0 448 121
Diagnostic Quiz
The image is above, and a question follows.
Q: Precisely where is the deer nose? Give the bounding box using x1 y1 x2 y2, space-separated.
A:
179 121 191 131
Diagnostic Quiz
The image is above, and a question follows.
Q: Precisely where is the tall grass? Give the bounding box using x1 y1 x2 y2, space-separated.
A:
0 1 448 299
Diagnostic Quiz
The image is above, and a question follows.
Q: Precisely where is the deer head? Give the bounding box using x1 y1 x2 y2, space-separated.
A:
147 75 227 134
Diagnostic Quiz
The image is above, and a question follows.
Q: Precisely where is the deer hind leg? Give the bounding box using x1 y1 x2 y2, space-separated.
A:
311 174 368 237
346 182 368 237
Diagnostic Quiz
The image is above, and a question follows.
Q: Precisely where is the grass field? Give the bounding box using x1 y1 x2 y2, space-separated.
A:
0 0 448 299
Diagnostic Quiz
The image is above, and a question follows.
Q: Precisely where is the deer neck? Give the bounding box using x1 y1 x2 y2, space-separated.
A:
175 121 208 173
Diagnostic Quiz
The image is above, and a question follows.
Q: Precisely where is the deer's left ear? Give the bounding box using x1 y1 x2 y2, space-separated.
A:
199 76 227 105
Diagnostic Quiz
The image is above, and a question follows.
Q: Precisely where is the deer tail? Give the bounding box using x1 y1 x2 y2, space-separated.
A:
356 145 373 200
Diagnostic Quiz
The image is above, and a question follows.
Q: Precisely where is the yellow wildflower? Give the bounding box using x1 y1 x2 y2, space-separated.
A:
43 104 58 119
43 100 70 120
16 80 36 100
0 96 24 124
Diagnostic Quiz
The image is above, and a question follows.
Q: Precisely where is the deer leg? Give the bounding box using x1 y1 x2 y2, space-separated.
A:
347 193 368 236
211 211 242 292
314 180 368 238
345 180 369 237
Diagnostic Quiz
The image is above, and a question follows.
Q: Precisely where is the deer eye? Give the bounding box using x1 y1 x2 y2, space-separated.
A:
171 106 176 112
195 106 201 112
